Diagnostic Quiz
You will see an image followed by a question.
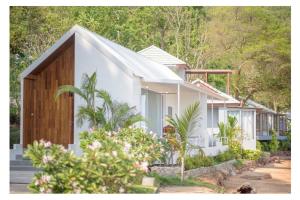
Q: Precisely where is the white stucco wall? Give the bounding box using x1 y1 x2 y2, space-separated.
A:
73 33 141 149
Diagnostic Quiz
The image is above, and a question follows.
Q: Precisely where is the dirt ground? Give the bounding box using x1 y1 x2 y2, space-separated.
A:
159 186 215 193
223 159 291 194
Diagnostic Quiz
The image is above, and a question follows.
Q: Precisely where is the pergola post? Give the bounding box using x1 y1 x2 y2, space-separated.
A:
204 72 208 82
177 83 180 117
226 72 230 95
211 96 214 146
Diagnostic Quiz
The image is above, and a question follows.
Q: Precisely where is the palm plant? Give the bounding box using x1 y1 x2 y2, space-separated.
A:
55 72 101 128
217 122 227 145
166 101 201 182
55 72 143 130
102 101 144 131
226 116 241 141
217 116 241 143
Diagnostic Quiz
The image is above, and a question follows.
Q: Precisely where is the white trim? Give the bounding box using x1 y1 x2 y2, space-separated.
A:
20 27 77 79
20 25 183 84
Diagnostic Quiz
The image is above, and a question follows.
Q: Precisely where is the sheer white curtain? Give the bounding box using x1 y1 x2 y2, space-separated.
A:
241 111 254 140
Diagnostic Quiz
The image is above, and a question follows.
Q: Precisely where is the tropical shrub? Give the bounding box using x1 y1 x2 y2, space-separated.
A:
25 128 163 193
260 141 270 152
279 125 291 151
256 141 262 151
228 140 243 159
269 130 279 153
184 152 215 170
214 150 236 163
241 149 262 160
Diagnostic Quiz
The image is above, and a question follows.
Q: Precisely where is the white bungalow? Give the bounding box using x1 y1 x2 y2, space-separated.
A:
192 79 257 150
11 25 226 160
246 99 288 141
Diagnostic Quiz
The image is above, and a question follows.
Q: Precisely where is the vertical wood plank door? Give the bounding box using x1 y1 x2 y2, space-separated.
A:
23 38 74 148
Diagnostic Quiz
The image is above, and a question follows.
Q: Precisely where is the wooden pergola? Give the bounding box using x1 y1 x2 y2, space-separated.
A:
186 69 235 94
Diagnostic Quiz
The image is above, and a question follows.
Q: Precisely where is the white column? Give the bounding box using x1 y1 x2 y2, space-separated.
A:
177 83 180 117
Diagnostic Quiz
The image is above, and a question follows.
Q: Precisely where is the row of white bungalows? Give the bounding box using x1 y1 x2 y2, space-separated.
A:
139 45 256 155
12 25 226 159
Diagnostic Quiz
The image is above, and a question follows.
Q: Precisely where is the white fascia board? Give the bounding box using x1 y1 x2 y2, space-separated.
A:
20 27 77 79
142 79 183 84
75 27 138 80
182 82 226 100
19 26 139 81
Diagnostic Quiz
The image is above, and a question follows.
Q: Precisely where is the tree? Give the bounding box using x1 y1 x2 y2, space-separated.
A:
10 7 291 113
166 102 201 182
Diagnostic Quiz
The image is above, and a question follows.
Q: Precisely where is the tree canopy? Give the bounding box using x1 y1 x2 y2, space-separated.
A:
10 6 291 113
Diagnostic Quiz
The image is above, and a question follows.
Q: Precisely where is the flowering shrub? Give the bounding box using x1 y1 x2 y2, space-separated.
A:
228 140 243 159
116 128 164 164
24 128 164 193
242 149 262 161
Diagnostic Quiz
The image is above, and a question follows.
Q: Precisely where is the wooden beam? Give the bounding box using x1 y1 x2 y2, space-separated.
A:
186 69 234 74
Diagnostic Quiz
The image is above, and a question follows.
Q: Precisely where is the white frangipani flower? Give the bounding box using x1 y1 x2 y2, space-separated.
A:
41 175 51 183
123 142 131 153
44 141 52 148
119 187 125 193
112 151 118 157
88 141 102 150
140 161 149 172
42 155 53 164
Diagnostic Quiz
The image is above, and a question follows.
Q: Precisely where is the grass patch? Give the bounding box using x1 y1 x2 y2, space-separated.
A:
149 173 223 193
127 185 157 193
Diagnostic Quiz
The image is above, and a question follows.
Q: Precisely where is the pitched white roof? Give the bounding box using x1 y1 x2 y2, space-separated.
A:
21 25 183 84
138 45 186 66
192 79 240 104
246 99 277 114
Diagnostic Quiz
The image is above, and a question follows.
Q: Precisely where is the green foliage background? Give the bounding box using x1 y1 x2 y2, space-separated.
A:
10 6 291 116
